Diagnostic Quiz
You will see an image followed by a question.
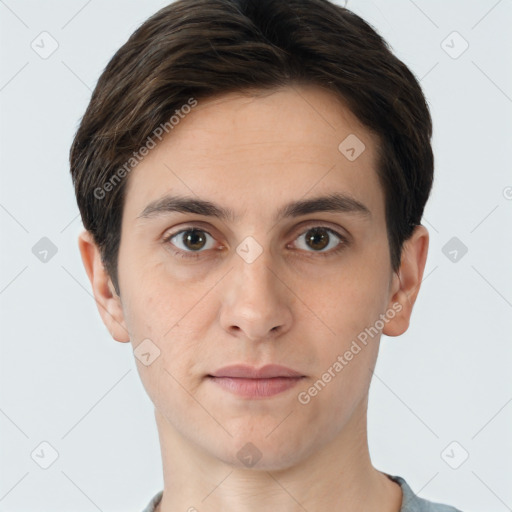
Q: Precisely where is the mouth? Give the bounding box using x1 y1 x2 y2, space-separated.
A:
208 364 304 379
207 364 306 398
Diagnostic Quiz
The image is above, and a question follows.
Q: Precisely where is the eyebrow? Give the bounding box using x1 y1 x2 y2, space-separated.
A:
137 192 372 223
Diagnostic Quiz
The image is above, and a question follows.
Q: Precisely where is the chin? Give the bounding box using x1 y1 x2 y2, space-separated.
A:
210 435 310 472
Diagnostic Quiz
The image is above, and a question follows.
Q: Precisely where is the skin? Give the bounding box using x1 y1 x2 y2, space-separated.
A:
79 84 429 512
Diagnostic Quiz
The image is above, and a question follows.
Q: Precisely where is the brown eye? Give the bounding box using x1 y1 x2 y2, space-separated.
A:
182 229 207 250
165 228 215 253
304 227 330 251
293 226 346 255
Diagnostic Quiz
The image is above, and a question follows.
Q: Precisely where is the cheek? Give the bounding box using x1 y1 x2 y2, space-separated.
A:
120 254 196 335
294 327 379 447
313 260 390 346
123 285 205 415
120 265 216 380
303 249 390 405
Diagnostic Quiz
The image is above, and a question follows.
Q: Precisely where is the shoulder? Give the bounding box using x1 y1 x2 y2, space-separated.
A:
141 490 163 512
387 474 463 512
141 477 463 512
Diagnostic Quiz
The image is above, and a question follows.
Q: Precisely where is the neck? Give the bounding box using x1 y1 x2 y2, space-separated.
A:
154 397 402 512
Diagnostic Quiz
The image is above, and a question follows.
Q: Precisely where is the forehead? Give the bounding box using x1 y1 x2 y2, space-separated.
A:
122 84 385 227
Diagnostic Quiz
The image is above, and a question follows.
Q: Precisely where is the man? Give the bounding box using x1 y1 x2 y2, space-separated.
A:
70 0 462 510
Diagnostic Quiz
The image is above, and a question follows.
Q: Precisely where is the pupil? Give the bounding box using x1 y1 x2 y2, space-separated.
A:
185 230 205 250
182 228 330 252
307 228 329 250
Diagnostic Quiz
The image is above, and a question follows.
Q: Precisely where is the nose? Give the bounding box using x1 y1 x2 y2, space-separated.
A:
219 247 293 342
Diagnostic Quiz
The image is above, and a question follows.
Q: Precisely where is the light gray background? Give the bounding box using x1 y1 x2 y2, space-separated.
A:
1 0 511 510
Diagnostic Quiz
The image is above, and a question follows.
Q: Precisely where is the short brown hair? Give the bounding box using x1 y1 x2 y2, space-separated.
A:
70 0 433 295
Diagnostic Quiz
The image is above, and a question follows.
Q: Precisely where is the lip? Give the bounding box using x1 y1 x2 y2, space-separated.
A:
208 376 304 398
208 364 304 379
207 365 305 399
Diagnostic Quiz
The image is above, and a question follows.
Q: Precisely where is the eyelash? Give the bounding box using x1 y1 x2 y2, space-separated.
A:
162 225 349 260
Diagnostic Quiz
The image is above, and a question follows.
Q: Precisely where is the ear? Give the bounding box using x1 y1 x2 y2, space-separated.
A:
382 224 429 337
77 229 130 343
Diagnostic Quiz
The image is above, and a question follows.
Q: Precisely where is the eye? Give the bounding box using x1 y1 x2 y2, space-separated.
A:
164 228 216 256
291 226 347 256
163 225 348 259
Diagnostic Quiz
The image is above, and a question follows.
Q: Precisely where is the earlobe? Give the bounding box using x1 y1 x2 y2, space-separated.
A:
382 224 429 338
77 230 130 343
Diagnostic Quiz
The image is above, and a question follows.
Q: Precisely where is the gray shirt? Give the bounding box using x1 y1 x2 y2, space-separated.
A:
141 474 462 511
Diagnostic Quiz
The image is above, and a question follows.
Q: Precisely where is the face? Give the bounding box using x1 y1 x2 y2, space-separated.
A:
82 84 424 471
